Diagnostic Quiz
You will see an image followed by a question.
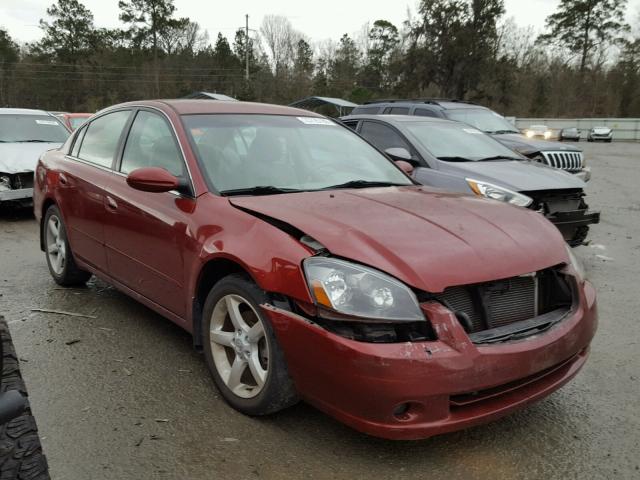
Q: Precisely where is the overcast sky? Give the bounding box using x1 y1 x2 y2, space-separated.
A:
1 0 639 45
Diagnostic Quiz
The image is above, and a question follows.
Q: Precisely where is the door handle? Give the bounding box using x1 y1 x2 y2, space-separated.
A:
106 196 118 211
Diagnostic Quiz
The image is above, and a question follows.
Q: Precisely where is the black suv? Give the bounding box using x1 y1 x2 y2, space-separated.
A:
351 99 591 182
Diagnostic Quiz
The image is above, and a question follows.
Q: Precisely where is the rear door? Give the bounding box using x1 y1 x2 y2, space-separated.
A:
102 109 195 318
58 110 132 271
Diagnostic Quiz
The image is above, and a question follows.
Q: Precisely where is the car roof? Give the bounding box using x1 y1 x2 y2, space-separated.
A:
105 99 322 117
342 114 457 126
360 100 488 111
0 108 52 116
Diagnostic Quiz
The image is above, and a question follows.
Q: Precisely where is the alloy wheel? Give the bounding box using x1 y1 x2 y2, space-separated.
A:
46 215 66 275
209 294 269 399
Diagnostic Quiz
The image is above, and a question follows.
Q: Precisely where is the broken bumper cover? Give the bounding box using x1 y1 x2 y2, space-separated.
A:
263 281 597 440
546 208 600 245
0 188 33 202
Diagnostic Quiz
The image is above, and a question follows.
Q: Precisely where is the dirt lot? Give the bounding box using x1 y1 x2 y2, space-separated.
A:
1 141 639 479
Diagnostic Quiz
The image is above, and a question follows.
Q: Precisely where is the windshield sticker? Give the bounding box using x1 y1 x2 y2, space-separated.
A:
35 120 59 126
297 117 335 126
463 128 483 134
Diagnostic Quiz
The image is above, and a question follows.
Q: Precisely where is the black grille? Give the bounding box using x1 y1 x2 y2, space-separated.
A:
9 172 34 190
430 268 572 334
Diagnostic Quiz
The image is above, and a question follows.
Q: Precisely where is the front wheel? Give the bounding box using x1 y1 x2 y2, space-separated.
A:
43 206 91 287
202 274 298 415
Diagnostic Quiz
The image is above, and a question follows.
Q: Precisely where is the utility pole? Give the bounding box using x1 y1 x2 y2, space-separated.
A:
245 14 250 82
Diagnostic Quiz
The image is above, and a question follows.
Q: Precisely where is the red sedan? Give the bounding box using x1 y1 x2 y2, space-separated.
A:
33 100 597 440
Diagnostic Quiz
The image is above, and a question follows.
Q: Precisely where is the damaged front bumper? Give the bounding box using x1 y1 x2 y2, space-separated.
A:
546 209 600 247
0 188 33 202
0 172 35 203
262 281 597 440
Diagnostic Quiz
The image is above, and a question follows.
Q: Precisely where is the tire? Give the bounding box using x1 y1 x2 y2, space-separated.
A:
43 205 91 287
0 317 50 480
202 274 299 416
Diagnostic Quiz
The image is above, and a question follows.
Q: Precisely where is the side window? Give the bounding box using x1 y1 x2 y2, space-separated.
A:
414 108 438 118
120 111 184 177
78 111 130 168
388 107 410 115
71 126 87 157
359 121 412 153
343 121 358 130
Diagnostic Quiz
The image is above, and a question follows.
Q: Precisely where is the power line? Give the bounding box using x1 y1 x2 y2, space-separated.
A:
0 61 246 72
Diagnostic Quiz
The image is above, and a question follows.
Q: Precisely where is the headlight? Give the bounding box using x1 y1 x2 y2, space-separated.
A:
466 178 533 207
303 257 424 322
566 245 585 282
525 130 534 138
544 131 551 139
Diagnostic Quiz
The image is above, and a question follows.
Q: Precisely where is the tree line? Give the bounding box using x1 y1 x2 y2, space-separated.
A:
0 0 638 117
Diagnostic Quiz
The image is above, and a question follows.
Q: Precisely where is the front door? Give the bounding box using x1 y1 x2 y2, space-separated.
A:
102 109 195 318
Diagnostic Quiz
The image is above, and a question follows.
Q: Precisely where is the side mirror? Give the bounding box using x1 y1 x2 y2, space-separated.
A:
126 167 179 193
385 147 412 162
394 160 414 175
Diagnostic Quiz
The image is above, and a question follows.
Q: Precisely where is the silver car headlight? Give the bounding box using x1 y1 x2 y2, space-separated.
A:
566 245 586 282
466 178 533 207
303 257 424 322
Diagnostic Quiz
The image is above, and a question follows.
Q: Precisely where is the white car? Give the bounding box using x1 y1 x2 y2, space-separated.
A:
524 125 553 140
587 126 613 143
0 108 69 205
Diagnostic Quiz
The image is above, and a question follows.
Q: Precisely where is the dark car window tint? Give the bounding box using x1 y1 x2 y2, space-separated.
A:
121 111 184 177
351 106 381 115
388 107 409 115
343 121 358 130
359 121 412 153
414 108 438 117
71 126 87 157
78 111 130 168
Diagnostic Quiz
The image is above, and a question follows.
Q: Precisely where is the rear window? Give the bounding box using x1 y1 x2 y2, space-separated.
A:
352 106 382 115
384 107 410 115
0 114 69 143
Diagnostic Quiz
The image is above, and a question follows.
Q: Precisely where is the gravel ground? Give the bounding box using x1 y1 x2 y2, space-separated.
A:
0 141 639 479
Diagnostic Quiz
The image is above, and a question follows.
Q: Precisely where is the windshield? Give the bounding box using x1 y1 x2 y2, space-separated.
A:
404 122 522 161
444 108 518 134
182 114 412 194
0 114 69 143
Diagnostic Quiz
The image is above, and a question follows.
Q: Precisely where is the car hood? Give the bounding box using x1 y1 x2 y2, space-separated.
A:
438 160 585 191
229 186 568 293
0 142 62 174
492 133 581 156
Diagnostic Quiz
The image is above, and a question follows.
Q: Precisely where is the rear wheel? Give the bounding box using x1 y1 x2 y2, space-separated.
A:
43 206 91 287
202 274 298 415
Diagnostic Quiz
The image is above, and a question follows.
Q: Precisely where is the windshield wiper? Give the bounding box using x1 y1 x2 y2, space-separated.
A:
220 186 303 197
437 156 473 162
475 155 524 162
320 180 409 190
486 130 519 134
13 139 55 143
